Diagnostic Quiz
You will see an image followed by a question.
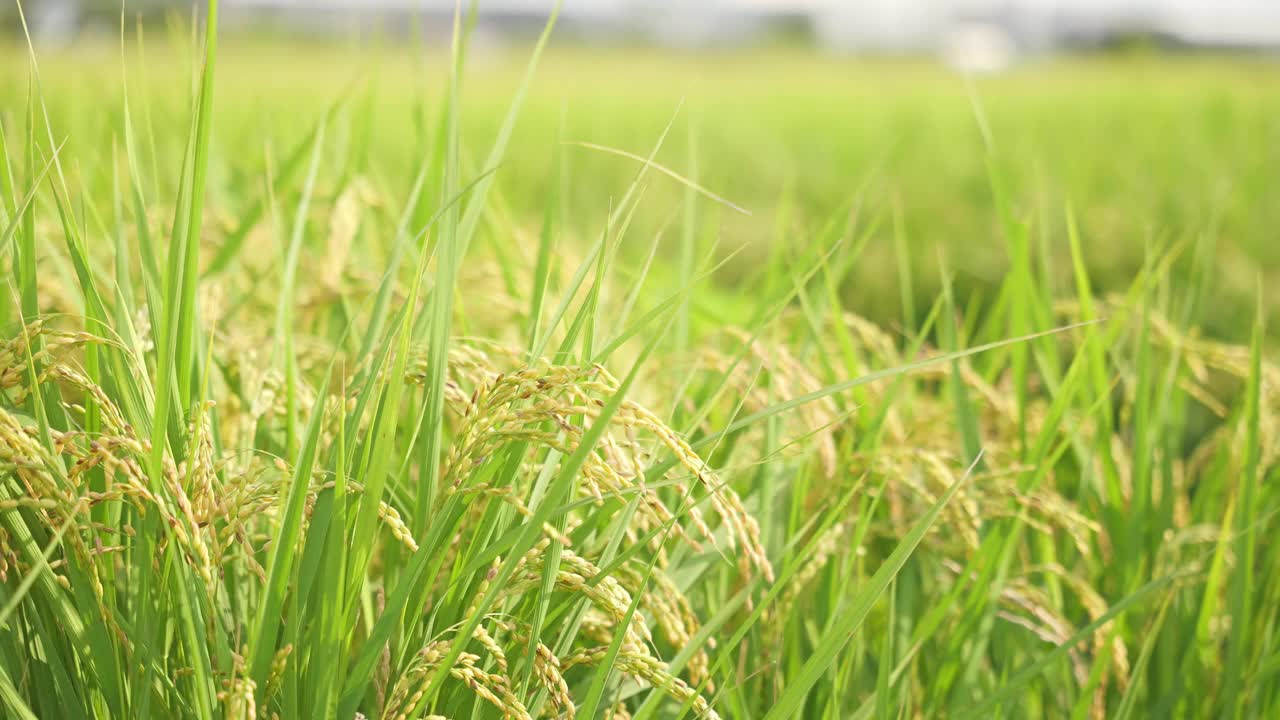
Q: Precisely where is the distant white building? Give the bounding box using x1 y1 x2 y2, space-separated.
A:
804 0 1280 54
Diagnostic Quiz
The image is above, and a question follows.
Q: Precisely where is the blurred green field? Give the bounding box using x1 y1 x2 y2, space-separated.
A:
6 42 1279 337
1 19 1278 720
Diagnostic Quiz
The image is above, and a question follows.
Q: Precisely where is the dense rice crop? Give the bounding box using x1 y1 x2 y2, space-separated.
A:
1 2 1277 718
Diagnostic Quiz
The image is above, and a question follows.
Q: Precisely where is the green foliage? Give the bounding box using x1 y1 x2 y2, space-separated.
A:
0 4 1276 719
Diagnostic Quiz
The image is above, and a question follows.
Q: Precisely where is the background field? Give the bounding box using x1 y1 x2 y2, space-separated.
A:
1 20 1278 720
9 42 1280 336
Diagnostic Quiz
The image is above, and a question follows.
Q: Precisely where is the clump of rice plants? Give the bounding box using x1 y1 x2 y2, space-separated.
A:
0 1 1276 718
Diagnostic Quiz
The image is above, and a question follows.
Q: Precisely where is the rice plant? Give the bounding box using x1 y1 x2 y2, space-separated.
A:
0 1 1276 718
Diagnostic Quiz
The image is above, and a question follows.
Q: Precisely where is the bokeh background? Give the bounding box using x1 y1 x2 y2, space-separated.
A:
3 1 1278 341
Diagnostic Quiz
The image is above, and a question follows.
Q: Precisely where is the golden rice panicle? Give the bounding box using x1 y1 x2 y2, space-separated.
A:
614 561 712 688
382 641 448 720
425 342 771 582
532 640 575 719
378 501 419 552
562 646 721 720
